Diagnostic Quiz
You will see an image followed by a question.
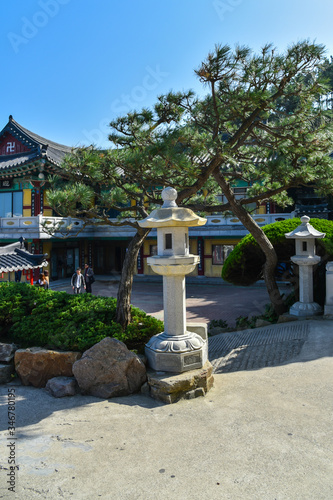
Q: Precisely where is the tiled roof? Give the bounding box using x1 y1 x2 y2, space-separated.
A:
0 152 38 170
0 241 47 273
0 116 73 172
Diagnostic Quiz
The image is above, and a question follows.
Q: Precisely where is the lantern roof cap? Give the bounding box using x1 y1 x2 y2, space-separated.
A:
138 187 207 228
285 215 325 239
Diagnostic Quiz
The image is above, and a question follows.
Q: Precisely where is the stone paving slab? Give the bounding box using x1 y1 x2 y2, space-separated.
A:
209 322 310 373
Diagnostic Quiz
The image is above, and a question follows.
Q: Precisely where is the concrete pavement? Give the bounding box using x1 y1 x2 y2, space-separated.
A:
0 317 332 499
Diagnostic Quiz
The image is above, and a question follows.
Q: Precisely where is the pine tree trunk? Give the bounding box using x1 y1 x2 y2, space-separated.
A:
116 227 150 329
214 173 286 315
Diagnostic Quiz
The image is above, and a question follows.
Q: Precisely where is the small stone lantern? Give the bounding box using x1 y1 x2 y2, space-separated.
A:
285 215 325 317
138 187 207 373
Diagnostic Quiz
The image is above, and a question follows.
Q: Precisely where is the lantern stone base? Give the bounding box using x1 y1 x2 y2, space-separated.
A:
143 361 214 404
145 330 208 373
324 304 333 316
289 301 322 317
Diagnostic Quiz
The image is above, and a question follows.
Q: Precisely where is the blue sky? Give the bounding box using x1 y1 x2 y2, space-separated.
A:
1 0 333 148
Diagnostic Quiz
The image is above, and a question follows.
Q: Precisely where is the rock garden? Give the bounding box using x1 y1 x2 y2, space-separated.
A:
0 282 163 399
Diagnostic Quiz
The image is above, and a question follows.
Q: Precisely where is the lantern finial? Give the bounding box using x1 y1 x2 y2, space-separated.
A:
162 187 178 208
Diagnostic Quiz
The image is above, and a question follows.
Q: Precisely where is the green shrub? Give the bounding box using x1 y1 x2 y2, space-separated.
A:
222 218 333 286
235 315 258 329
208 319 228 330
0 282 163 353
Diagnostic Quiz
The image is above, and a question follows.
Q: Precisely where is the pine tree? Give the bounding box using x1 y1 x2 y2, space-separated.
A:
48 41 333 322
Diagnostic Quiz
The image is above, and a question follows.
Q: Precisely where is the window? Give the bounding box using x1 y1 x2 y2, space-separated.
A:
233 187 247 200
224 245 234 259
13 192 23 216
212 245 224 265
212 244 235 265
217 188 248 205
150 244 157 256
0 191 23 217
165 233 172 250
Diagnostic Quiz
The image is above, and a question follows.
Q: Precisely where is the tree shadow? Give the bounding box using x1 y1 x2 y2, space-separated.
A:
0 383 163 433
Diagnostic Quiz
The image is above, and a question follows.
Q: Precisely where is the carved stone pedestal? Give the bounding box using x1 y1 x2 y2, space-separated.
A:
143 361 214 404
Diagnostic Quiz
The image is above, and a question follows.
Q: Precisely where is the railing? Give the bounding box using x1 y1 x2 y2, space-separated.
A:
0 213 296 237
0 215 119 231
0 216 40 228
206 213 295 226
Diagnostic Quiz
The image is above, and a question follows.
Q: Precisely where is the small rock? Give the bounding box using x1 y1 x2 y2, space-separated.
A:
45 377 78 398
277 314 299 324
72 337 147 399
0 343 18 363
209 326 228 336
185 387 205 399
140 382 150 396
255 319 271 328
0 363 15 384
137 353 148 366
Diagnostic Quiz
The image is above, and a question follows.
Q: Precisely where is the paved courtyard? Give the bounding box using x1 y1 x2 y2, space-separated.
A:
51 277 289 328
0 319 332 499
1 277 331 499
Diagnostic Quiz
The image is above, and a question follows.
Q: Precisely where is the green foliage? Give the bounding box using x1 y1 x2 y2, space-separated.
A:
0 283 163 353
235 315 258 329
44 42 333 319
222 218 333 286
208 319 228 330
260 303 279 323
235 300 289 329
208 294 295 331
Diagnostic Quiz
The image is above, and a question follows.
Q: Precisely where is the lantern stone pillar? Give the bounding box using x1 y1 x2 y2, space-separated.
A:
138 187 208 373
285 215 325 317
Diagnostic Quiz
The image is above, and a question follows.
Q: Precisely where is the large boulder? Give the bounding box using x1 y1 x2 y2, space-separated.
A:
0 343 18 363
14 348 82 388
72 337 147 398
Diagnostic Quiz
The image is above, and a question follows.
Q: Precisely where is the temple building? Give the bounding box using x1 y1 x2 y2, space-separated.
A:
0 116 304 282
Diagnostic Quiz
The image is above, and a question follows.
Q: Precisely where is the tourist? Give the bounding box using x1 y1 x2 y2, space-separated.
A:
37 272 49 289
84 263 95 293
71 267 86 294
43 270 49 290
37 274 45 287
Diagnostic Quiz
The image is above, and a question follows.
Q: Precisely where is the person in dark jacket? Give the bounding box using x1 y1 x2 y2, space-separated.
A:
71 268 86 294
84 263 94 293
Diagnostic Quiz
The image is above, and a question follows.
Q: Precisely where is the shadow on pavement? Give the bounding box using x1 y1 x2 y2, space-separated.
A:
0 384 163 434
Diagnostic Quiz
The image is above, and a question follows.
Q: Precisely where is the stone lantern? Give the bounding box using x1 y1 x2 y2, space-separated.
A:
285 215 325 317
138 187 207 373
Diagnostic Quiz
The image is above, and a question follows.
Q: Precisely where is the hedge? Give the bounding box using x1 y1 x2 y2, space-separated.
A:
222 218 333 286
0 282 163 353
